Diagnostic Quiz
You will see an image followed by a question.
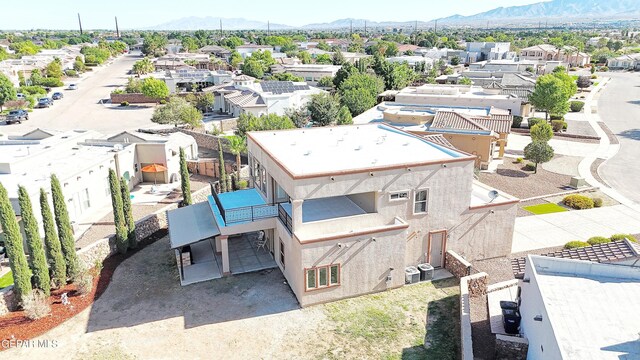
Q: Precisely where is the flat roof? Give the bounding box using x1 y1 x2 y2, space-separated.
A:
217 188 266 210
528 256 640 359
353 102 494 125
248 124 471 178
470 181 518 208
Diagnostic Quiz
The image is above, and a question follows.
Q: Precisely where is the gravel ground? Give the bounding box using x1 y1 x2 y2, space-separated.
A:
591 158 608 187
598 121 620 145
478 159 573 200
76 176 211 249
541 154 581 177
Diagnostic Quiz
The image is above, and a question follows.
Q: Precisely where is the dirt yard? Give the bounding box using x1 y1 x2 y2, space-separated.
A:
3 236 460 360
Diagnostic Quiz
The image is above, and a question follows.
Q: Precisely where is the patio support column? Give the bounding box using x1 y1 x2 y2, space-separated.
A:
498 138 506 159
220 235 230 275
292 199 304 232
215 236 222 254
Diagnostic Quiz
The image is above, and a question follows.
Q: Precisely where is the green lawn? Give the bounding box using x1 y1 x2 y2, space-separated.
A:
523 203 569 215
0 270 13 289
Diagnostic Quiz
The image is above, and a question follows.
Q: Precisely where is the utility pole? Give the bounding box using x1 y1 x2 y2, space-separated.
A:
486 21 489 31
78 13 83 35
350 20 353 36
219 19 223 39
414 20 418 45
115 16 120 38
364 21 367 37
434 20 437 35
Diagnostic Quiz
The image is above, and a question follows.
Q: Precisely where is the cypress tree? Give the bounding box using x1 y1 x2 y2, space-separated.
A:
179 147 193 206
18 186 51 296
108 169 128 254
218 138 227 193
0 183 32 302
50 174 79 278
39 188 66 287
120 177 136 249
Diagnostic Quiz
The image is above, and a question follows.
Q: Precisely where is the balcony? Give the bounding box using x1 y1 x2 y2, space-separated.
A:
209 188 278 227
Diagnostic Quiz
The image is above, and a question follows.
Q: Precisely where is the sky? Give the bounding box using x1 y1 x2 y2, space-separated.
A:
1 0 545 30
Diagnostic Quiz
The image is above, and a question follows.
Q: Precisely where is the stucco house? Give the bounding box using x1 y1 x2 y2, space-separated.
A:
167 124 518 306
519 44 591 67
607 53 640 70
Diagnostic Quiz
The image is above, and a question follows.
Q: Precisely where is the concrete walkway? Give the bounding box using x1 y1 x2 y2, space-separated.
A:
512 204 640 253
506 133 599 157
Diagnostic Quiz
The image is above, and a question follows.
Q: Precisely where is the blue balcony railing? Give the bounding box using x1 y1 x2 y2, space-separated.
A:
224 204 278 224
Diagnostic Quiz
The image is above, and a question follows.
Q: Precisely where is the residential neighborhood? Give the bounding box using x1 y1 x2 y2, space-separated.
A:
1 1 640 359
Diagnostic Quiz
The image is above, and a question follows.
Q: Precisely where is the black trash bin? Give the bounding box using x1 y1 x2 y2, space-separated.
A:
417 263 434 281
502 308 521 335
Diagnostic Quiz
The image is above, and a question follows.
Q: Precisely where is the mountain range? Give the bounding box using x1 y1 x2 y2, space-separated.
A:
145 0 640 30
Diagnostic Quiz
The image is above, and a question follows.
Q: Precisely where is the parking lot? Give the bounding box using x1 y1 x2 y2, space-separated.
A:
1 52 156 136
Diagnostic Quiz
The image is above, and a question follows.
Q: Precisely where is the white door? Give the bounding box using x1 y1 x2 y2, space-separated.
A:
429 231 446 268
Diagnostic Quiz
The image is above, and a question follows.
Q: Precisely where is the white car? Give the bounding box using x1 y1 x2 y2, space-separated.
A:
67 84 78 90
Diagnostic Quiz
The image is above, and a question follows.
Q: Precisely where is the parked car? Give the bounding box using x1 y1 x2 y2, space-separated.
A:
51 92 64 100
5 109 29 124
16 93 25 100
67 83 78 90
36 97 53 108
44 87 51 93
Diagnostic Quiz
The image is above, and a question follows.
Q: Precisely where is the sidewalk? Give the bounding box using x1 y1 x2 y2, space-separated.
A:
512 204 640 252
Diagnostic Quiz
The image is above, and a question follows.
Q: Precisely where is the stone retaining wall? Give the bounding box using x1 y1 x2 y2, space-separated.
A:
467 273 488 298
110 93 166 104
495 334 528 360
445 250 472 278
0 286 16 315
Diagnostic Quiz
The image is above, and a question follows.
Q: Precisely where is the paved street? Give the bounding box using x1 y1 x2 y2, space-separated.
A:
598 72 640 204
1 52 155 136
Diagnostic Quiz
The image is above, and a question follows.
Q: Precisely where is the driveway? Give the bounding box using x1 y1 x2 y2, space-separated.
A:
512 204 640 252
2 53 155 136
4 236 324 359
598 72 640 204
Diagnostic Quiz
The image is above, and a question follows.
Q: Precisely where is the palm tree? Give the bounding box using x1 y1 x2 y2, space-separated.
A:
226 136 247 182
132 57 155 77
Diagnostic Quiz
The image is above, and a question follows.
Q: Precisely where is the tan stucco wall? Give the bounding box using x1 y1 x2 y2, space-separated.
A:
419 131 494 168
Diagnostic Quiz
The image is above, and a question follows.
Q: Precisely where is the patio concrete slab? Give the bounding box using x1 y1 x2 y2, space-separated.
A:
215 232 277 276
487 282 519 335
179 240 222 286
512 204 640 253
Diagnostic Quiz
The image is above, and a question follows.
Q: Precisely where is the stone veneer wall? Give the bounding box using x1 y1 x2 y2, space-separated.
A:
495 334 528 360
0 287 17 315
445 250 472 279
459 271 489 360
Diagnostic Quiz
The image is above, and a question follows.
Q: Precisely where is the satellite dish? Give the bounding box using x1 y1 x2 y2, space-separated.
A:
113 144 124 151
488 190 499 203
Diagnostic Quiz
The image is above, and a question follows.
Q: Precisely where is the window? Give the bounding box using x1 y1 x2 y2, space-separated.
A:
305 264 340 291
414 189 429 214
279 238 285 269
389 191 409 201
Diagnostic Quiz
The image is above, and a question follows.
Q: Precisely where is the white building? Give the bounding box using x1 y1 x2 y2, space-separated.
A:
235 45 275 59
272 64 341 85
465 42 513 63
607 53 640 70
157 69 233 94
0 129 197 236
205 75 324 117
519 255 640 360
386 56 436 70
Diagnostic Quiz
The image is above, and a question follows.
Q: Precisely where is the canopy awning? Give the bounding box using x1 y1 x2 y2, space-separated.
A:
167 202 220 249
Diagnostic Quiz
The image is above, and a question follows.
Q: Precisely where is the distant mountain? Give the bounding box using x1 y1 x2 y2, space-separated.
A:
435 0 640 25
144 16 291 31
301 18 432 30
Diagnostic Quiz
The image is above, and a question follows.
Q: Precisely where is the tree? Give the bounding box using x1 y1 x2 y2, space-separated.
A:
337 106 353 125
530 123 554 142
229 51 243 68
235 113 295 138
142 32 168 56
339 73 385 116
590 66 596 75
179 147 193 206
524 141 554 174
315 54 333 64
151 96 203 127
317 76 334 88
132 58 155 76
141 77 169 100
218 139 228 193
298 51 312 64
0 183 32 303
551 70 578 99
332 50 346 65
529 74 570 120
44 59 64 79
0 73 16 112
241 58 264 78
73 58 86 73
39 188 66 288
450 56 461 66
50 174 79 279
576 76 591 90
181 36 199 53
18 186 51 296
108 169 128 254
269 73 304 82
227 136 247 182
316 41 331 51
333 62 359 89
285 106 310 128
307 93 341 126
120 177 136 249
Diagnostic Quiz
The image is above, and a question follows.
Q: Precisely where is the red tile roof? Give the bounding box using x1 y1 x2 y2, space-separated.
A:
431 111 512 134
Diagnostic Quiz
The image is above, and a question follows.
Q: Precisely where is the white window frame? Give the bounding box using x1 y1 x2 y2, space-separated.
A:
413 188 429 214
389 190 410 202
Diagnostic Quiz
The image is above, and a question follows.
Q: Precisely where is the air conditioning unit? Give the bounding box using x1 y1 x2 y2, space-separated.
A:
417 263 435 281
405 266 420 284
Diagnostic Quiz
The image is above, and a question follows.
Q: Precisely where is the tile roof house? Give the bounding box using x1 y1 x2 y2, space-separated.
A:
607 53 640 70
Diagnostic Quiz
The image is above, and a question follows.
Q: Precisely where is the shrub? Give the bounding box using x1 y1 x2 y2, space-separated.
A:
523 163 536 171
590 74 598 79
74 272 94 296
599 66 609 72
551 120 565 132
511 115 523 128
563 194 594 209
120 101 129 106
159 99 167 104
610 234 638 243
515 157 523 163
592 197 603 208
564 241 590 249
587 236 610 245
38 77 64 87
563 122 568 130
111 89 125 94
570 101 584 112
237 180 248 189
19 85 47 96
528 117 544 129
22 289 51 320
65 69 78 77
549 114 564 121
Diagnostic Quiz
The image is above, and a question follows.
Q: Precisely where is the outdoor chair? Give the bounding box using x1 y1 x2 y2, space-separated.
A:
256 231 267 252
